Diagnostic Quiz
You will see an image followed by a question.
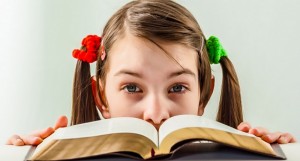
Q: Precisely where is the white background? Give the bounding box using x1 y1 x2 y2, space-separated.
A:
0 0 299 143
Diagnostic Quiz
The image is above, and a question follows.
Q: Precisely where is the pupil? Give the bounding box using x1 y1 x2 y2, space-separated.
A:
127 85 136 92
174 85 182 92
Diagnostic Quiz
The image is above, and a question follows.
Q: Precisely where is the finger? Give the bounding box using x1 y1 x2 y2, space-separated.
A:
278 133 297 144
290 135 297 143
30 127 55 139
54 115 68 130
21 135 43 146
6 135 25 146
261 132 282 143
237 122 251 132
249 127 269 137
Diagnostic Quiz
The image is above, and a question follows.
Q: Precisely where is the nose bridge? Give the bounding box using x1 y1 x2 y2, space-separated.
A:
143 92 170 124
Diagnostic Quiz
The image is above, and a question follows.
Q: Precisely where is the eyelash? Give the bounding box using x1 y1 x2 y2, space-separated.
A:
122 84 142 93
121 84 189 94
168 84 188 94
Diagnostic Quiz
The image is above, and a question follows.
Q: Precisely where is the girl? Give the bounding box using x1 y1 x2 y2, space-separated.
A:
7 0 295 146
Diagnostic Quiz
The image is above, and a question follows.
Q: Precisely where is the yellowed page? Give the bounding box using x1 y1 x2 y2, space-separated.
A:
157 115 275 157
159 128 276 157
30 117 158 160
159 115 253 144
29 133 156 160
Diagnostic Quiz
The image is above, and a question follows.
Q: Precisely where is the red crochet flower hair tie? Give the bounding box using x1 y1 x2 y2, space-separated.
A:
72 35 102 63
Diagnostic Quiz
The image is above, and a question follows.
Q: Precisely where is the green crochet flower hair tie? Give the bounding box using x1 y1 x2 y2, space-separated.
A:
206 36 227 64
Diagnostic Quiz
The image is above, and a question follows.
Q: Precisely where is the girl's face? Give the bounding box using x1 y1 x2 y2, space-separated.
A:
101 33 202 129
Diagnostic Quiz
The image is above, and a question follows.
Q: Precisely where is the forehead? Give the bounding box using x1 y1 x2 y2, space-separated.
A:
107 34 198 76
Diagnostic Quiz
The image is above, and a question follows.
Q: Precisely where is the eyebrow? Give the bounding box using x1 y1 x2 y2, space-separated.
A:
168 68 196 79
114 70 143 78
114 68 196 79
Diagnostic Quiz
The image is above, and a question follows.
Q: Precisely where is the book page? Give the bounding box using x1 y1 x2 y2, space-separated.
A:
33 117 158 156
159 115 254 145
56 117 157 142
157 115 277 158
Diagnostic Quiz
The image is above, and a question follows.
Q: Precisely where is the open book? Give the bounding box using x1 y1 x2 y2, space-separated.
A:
27 115 285 160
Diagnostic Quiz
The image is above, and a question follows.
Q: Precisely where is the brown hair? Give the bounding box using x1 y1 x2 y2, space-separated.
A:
71 0 243 128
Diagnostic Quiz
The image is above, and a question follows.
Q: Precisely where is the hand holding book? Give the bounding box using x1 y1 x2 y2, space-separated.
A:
238 122 296 144
6 116 68 146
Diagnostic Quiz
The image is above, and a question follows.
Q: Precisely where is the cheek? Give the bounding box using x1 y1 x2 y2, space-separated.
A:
169 94 200 115
184 100 199 114
105 89 143 118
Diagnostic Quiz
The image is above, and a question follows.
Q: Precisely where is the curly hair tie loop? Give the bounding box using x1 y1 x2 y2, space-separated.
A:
206 36 227 64
72 35 102 63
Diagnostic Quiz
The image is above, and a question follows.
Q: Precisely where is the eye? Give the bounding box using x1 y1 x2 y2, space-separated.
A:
169 84 187 93
122 84 142 93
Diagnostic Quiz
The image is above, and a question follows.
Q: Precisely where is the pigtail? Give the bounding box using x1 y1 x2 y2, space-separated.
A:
71 61 100 125
206 36 243 128
71 35 102 125
217 57 243 128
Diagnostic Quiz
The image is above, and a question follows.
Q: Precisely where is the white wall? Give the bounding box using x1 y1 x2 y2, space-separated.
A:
0 0 299 143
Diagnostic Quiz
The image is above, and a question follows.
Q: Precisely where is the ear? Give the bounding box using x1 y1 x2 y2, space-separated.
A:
209 74 215 100
91 76 111 119
198 75 215 115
